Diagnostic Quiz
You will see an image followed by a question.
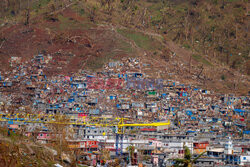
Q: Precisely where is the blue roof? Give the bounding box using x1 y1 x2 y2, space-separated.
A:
191 116 196 120
186 130 196 133
8 121 13 124
243 131 250 134
186 110 193 116
234 109 245 113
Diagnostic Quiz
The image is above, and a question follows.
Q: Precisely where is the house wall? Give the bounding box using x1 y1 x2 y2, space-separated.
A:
163 142 193 155
37 133 51 140
240 155 250 166
151 140 163 148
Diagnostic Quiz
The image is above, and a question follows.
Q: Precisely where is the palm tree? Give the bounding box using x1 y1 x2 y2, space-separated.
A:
172 146 206 167
126 145 135 165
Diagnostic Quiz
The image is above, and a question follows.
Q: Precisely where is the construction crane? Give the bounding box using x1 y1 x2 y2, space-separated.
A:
0 113 170 127
0 113 170 155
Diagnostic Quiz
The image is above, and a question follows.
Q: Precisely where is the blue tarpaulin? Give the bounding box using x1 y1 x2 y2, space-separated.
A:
68 98 75 103
191 116 196 120
243 131 250 134
234 109 245 113
186 110 193 116
170 107 175 111
8 121 13 124
186 130 196 133
110 96 116 100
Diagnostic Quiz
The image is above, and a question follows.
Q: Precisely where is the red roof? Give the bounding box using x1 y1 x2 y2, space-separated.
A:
89 145 98 148
140 128 157 132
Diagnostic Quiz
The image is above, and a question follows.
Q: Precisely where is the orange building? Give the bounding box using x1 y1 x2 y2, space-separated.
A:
193 141 209 154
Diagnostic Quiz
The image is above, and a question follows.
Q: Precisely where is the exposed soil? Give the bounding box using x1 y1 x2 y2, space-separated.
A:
0 7 249 95
0 8 135 76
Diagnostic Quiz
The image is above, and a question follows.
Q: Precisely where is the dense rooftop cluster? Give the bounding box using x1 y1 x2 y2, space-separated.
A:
0 54 249 166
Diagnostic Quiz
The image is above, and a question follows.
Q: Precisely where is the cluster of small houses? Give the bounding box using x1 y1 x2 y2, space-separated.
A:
0 54 249 166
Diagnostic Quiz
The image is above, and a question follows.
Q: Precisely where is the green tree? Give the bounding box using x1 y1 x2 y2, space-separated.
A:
126 145 135 165
172 146 206 167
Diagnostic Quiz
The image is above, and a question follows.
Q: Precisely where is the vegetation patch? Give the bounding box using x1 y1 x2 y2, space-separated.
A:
117 28 162 51
183 43 191 49
58 14 91 30
86 40 134 71
192 54 212 66
118 40 134 54
32 0 51 10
